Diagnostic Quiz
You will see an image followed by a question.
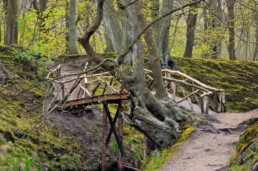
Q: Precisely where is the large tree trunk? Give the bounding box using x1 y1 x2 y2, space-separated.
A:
157 0 175 70
217 0 222 58
79 0 192 148
203 5 208 59
103 0 122 54
226 0 236 60
253 6 258 61
65 0 69 52
210 0 217 59
183 4 198 58
0 20 1 43
4 0 17 45
69 0 78 54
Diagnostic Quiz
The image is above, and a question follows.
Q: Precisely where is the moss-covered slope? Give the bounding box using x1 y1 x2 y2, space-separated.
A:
0 44 86 170
229 120 258 171
173 56 258 112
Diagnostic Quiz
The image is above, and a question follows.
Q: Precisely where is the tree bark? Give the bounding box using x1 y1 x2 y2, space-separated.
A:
183 4 198 58
103 0 122 54
210 0 217 59
203 5 208 59
253 5 258 61
69 0 78 54
4 0 17 45
157 0 176 70
65 0 69 52
226 0 236 60
217 0 222 58
0 20 2 43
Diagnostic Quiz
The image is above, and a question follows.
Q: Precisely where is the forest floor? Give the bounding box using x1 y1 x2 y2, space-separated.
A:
159 109 258 171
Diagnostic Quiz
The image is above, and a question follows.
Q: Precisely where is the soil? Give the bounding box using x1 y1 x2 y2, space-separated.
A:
159 109 258 171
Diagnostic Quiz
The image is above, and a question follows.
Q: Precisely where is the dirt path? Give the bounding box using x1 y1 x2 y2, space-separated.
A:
159 109 258 171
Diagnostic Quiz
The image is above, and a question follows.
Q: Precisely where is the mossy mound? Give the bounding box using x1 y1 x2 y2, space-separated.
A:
229 121 258 171
0 44 87 170
172 56 258 112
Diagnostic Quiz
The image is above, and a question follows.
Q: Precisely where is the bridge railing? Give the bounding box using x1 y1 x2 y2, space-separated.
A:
47 65 226 114
144 68 226 113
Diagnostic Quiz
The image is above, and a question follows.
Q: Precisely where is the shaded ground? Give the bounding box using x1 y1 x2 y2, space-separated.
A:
159 109 258 171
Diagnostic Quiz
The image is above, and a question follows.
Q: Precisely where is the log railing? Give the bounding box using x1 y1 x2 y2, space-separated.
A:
144 69 226 114
47 65 226 114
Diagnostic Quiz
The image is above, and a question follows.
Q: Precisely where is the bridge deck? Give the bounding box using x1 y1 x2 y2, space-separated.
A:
59 93 130 109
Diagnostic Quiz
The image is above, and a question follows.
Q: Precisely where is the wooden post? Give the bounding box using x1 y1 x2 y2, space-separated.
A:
118 103 124 171
200 96 204 113
143 135 148 159
221 91 226 112
102 106 107 171
62 84 65 100
213 91 218 113
171 82 176 100
203 95 210 114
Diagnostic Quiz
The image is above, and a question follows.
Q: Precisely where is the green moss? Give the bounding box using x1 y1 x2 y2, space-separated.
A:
0 45 86 170
229 121 258 171
141 124 196 171
172 56 258 112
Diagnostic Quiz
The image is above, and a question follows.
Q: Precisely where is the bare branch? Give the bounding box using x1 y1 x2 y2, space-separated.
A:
78 0 116 71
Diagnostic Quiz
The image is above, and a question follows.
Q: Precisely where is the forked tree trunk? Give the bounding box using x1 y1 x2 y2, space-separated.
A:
79 0 193 148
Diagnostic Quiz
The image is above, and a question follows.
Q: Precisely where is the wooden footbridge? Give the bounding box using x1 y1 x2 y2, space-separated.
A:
46 64 226 171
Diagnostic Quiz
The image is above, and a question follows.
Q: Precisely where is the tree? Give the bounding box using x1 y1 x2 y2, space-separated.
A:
226 0 236 60
69 0 78 54
183 3 198 58
4 0 17 45
79 0 203 148
254 3 258 61
103 0 176 69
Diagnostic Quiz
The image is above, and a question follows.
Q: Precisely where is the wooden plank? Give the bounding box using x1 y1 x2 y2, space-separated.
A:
62 93 130 107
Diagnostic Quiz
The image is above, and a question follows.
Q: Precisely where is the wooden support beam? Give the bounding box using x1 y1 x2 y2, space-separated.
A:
103 101 125 156
106 107 120 146
102 106 107 171
118 103 124 171
62 84 65 100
